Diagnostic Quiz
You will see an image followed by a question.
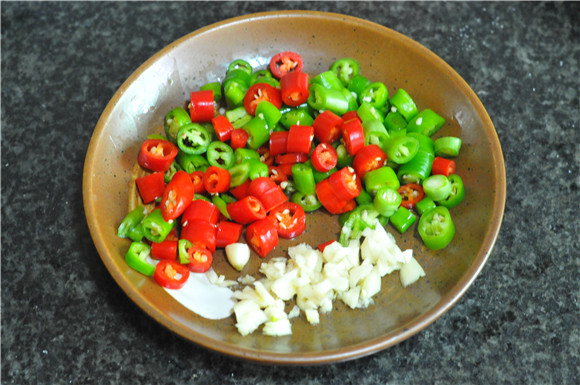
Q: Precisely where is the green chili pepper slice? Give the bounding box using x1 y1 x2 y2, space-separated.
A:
355 187 373 205
234 148 260 164
389 207 417 234
164 107 192 144
250 69 280 87
118 205 146 238
383 135 420 165
389 89 418 122
128 223 145 242
434 136 462 158
415 196 437 216
311 70 345 91
194 193 211 202
207 141 235 169
176 152 209 173
363 166 400 195
225 106 252 129
357 102 385 123
177 123 211 155
418 206 455 249
141 209 174 243
125 241 155 276
437 174 465 208
384 111 408 135
279 108 314 128
255 100 282 128
228 161 251 187
423 174 453 201
178 239 193 264
292 163 316 195
243 117 270 149
291 192 322 212
373 186 402 217
397 151 434 184
406 109 446 137
312 166 336 184
307 83 349 115
223 76 249 108
339 204 380 246
247 159 269 180
330 58 360 86
227 59 253 76
336 143 354 169
164 161 183 183
212 195 231 219
359 82 389 109
341 88 359 112
347 74 371 97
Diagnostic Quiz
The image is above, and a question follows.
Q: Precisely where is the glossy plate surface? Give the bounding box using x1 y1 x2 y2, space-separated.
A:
83 11 506 365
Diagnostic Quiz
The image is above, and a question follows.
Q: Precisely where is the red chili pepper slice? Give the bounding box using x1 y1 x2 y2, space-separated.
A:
230 128 249 150
135 172 165 203
268 166 288 185
275 152 308 165
315 178 348 215
269 131 289 156
211 115 234 142
341 118 365 156
431 157 456 177
311 143 338 173
229 178 251 200
398 183 425 209
137 139 179 172
248 177 288 212
151 240 178 260
187 246 213 273
257 145 274 166
328 167 362 202
352 144 387 178
203 166 231 194
243 83 283 116
226 196 267 225
189 90 215 122
189 170 206 194
246 218 279 258
268 202 306 239
280 70 310 107
154 260 190 289
160 171 194 222
269 51 304 79
313 110 344 144
215 220 244 248
286 125 314 154
181 199 220 226
341 110 361 123
180 219 217 253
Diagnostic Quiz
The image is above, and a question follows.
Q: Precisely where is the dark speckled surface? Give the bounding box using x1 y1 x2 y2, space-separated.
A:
1 1 578 384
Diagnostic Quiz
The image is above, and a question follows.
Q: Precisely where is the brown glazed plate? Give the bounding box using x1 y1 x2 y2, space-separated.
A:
83 11 506 365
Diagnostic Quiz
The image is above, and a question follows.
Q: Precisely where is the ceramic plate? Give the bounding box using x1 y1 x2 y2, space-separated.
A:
83 11 506 365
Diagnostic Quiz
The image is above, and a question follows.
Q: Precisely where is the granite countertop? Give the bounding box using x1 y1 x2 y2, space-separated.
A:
1 2 578 384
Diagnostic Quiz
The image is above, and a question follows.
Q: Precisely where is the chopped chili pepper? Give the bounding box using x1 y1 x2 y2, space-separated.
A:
151 240 178 260
227 195 267 224
203 166 231 194
189 90 215 122
211 115 234 142
216 220 244 248
243 83 282 116
230 128 249 150
397 183 425 210
138 139 179 172
312 110 343 144
246 218 279 258
135 172 166 203
311 143 338 173
280 70 310 107
341 118 365 156
269 51 303 79
268 166 288 185
181 199 220 226
286 125 314 154
268 202 306 239
187 246 213 273
328 166 362 202
160 171 194 222
189 170 206 194
275 152 308 165
418 206 455 249
269 131 289 156
180 219 217 253
352 144 386 178
431 156 456 177
154 260 190 289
